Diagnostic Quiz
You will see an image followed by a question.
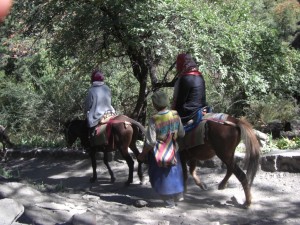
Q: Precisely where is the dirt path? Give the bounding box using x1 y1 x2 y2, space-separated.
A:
1 156 300 225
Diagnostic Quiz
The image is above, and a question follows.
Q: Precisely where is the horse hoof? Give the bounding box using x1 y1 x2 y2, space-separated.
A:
218 183 227 190
200 183 208 190
243 202 251 209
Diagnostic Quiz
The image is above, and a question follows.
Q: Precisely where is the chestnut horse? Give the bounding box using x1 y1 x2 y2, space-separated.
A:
64 115 145 185
179 115 260 208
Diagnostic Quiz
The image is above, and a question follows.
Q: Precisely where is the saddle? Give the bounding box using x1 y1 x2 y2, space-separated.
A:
181 113 229 149
90 114 132 149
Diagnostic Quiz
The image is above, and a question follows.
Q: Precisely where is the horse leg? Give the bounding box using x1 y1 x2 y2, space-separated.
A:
218 158 234 190
137 162 146 184
189 159 208 190
120 150 134 186
103 152 115 183
221 158 251 207
218 168 233 190
180 151 188 192
89 148 98 183
232 163 251 207
130 145 144 184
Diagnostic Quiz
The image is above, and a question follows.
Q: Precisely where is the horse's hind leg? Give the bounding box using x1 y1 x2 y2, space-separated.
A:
222 160 251 207
190 159 208 190
120 151 134 186
103 152 115 183
232 163 251 207
130 144 145 184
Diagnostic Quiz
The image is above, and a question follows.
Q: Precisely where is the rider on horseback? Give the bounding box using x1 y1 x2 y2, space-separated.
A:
172 53 210 132
84 69 116 137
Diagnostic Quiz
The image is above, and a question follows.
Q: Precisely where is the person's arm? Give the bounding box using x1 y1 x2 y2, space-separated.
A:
137 118 156 161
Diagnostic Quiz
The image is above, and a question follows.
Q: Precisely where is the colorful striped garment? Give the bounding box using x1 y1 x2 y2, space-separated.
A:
152 110 181 141
145 109 185 196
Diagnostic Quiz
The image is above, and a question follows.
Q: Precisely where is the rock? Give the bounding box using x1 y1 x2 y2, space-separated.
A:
260 120 283 139
134 199 148 208
71 212 96 225
277 153 300 172
0 198 24 225
254 129 269 147
261 155 277 172
261 150 300 172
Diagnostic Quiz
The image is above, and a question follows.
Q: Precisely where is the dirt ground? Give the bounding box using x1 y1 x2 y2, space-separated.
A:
1 154 300 225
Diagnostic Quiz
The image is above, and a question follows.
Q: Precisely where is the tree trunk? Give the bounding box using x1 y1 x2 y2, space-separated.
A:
128 51 149 124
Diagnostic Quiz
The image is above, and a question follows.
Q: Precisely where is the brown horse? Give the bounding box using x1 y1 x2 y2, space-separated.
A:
64 115 146 185
179 115 260 208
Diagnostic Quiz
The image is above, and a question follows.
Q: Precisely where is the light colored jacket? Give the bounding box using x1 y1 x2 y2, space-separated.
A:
85 81 115 127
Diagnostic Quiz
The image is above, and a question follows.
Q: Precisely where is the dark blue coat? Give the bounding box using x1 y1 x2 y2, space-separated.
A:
173 74 206 124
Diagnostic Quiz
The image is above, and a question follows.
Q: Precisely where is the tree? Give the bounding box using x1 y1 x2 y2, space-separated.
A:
1 0 299 144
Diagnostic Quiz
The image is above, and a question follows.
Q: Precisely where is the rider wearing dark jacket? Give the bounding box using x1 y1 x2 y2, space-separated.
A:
172 53 206 125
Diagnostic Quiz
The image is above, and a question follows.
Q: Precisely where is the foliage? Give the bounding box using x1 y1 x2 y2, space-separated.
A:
0 166 19 179
0 0 299 147
244 94 299 125
275 137 300 149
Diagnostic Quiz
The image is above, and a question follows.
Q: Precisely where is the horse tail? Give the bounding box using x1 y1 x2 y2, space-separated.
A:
237 117 261 187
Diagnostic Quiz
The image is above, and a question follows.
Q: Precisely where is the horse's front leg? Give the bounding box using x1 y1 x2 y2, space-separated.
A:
103 152 116 183
89 148 97 183
218 160 234 190
190 159 208 190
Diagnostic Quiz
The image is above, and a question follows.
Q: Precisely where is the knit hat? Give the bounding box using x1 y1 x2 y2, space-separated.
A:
151 90 168 108
91 70 104 82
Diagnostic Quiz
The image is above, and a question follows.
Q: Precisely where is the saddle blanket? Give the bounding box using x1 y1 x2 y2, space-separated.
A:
90 115 116 147
181 113 229 149
91 123 108 146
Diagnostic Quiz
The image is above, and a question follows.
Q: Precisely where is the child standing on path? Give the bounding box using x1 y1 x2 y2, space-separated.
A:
138 90 185 208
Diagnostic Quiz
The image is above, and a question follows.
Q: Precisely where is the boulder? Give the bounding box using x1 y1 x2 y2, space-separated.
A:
71 212 96 225
0 198 24 225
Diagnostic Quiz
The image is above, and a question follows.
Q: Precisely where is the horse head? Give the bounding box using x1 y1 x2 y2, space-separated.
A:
63 119 89 149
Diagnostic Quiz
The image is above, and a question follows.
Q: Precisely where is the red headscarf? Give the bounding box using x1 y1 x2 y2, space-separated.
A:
176 53 201 76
